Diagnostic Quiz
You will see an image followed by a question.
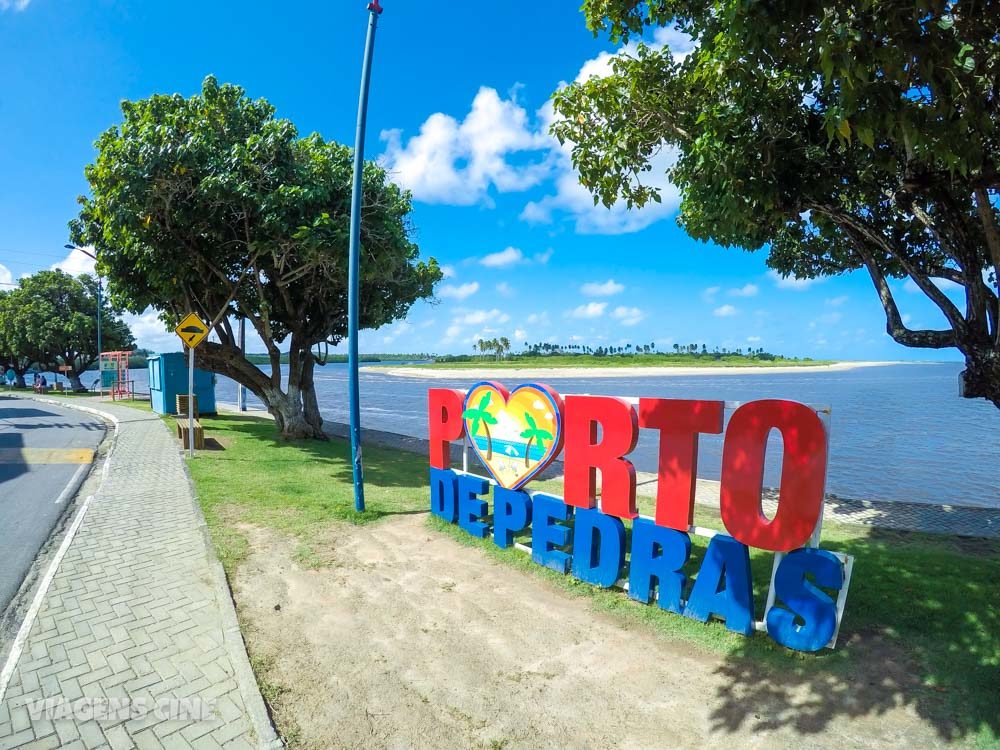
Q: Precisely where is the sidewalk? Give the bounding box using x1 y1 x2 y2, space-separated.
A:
0 397 280 749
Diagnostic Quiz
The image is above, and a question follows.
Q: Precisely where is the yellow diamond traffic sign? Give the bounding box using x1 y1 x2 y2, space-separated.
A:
175 312 209 349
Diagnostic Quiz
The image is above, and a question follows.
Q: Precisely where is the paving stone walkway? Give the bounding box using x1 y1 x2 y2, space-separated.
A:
0 399 279 750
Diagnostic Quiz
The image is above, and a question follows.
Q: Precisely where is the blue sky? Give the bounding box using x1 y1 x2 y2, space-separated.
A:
0 0 961 360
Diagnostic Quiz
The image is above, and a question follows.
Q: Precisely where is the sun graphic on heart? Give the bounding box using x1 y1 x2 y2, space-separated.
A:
461 382 564 490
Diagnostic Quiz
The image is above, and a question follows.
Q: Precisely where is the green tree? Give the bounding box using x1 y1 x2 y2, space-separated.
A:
0 290 37 387
0 271 133 390
553 0 1000 407
71 77 441 437
519 412 553 468
462 391 498 460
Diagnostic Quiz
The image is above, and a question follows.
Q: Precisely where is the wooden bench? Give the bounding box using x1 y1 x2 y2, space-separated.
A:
176 394 199 418
176 418 205 449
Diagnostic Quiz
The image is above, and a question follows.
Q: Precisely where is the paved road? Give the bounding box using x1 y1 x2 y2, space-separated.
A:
0 396 104 613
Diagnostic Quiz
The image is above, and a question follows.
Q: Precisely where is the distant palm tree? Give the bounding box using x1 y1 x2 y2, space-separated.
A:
463 391 498 459
519 412 553 467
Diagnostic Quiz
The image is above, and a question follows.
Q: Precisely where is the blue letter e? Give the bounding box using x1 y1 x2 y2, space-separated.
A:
766 548 844 652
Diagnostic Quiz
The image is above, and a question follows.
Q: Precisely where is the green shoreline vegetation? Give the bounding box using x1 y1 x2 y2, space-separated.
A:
168 409 997 748
416 353 833 369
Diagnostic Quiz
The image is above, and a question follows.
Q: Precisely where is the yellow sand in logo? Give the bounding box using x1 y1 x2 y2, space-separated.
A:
462 383 560 489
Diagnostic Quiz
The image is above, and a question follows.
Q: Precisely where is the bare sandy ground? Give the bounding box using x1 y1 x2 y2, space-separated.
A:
373 360 904 380
232 514 949 750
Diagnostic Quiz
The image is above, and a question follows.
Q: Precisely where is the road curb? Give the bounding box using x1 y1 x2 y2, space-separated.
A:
176 444 286 750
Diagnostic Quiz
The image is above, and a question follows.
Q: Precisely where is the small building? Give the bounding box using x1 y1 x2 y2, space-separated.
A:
147 352 217 415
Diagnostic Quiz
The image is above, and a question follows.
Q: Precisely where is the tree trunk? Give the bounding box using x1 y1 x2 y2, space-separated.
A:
196 341 327 441
264 388 325 440
300 355 326 439
68 373 86 392
959 348 1000 408
14 373 26 388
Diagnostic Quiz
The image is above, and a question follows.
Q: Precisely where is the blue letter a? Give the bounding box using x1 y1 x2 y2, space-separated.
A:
683 534 754 635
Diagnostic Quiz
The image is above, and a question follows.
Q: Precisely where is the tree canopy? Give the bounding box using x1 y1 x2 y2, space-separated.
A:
0 270 133 389
71 76 442 437
552 0 1000 407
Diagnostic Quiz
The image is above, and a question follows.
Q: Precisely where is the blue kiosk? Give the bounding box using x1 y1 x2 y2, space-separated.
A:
147 352 217 415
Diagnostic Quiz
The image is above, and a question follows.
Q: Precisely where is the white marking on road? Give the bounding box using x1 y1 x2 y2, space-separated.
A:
54 464 88 504
0 399 120 704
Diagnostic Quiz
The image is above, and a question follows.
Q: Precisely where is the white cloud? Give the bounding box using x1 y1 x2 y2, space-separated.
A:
0 263 12 286
611 306 644 326
521 140 680 235
457 308 510 326
440 265 456 279
380 87 550 205
381 321 412 344
768 270 820 290
480 247 523 268
513 328 528 342
477 246 551 268
517 30 693 235
526 311 549 325
495 282 514 297
51 247 97 277
380 27 694 235
702 286 721 302
747 336 762 343
438 282 479 301
569 302 607 319
651 26 697 61
441 305 515 347
534 248 553 264
581 279 624 297
729 283 758 297
826 295 849 306
0 0 31 11
713 304 739 317
123 307 175 352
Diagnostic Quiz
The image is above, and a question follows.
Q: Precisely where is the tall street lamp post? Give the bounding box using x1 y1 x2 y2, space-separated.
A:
346 0 384 513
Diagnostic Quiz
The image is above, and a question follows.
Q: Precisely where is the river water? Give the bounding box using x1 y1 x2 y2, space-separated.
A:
70 361 998 509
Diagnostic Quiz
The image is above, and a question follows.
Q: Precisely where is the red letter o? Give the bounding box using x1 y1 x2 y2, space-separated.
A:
720 400 827 552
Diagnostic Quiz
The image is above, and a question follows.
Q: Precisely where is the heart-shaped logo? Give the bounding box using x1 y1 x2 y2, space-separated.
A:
462 381 564 490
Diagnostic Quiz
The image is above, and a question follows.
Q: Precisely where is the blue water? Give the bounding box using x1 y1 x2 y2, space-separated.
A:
470 436 548 462
63 361 1000 509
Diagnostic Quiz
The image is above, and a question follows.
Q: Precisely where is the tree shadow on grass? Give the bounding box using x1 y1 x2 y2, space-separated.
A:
711 527 1000 745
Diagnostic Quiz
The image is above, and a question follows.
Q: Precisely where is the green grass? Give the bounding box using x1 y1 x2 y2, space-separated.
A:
186 413 426 573
185 412 999 748
407 354 835 369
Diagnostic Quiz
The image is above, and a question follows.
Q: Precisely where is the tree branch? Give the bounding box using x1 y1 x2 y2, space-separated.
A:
849 227 957 349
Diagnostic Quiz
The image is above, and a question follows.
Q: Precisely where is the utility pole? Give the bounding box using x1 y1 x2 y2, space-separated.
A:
238 317 246 411
346 0 383 513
